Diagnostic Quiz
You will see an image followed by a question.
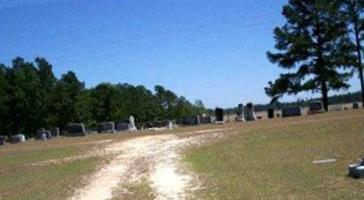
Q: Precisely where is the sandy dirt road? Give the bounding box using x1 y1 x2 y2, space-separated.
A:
68 128 229 200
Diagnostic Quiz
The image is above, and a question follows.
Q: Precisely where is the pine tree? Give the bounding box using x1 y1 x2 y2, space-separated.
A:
266 0 353 111
342 0 364 107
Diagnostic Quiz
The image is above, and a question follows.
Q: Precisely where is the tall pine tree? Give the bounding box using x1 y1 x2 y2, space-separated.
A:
342 0 364 107
266 0 353 111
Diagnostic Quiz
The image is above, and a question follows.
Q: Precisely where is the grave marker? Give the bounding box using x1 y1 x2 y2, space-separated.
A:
353 102 359 109
182 116 200 126
97 122 116 133
282 107 301 117
244 103 256 121
129 116 137 132
215 108 224 123
0 136 5 146
308 101 324 114
10 134 26 143
268 108 274 119
66 123 87 136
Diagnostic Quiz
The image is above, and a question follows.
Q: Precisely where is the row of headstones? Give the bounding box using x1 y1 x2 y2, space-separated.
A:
0 127 60 146
181 115 213 126
269 102 361 119
0 116 138 145
66 116 137 136
185 101 346 125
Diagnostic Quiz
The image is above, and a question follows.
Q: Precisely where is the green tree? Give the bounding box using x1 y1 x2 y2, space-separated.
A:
342 0 364 107
154 85 178 119
11 58 43 136
266 0 353 111
35 58 57 128
90 83 117 122
0 64 10 135
52 71 84 130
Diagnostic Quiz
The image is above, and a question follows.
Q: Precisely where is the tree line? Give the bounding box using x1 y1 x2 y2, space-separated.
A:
0 57 206 137
266 0 364 111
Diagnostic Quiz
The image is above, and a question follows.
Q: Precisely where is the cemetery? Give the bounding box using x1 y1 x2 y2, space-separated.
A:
1 108 364 200
2 1 364 199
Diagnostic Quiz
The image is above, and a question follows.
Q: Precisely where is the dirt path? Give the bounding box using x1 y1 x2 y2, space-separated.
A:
68 128 228 200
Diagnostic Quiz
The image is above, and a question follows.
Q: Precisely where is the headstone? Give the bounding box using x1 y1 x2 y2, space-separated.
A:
215 108 224 123
129 116 137 132
268 108 274 119
115 122 129 131
97 122 115 133
168 121 173 130
308 101 324 114
0 135 5 146
51 128 60 137
282 107 301 118
41 133 47 141
66 123 87 136
348 159 364 179
236 104 244 121
329 105 342 112
182 116 200 126
353 102 359 109
200 116 212 124
10 134 26 143
244 103 256 121
36 128 52 140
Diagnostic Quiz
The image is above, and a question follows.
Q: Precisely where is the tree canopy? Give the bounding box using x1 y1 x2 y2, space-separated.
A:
266 0 356 111
0 57 206 137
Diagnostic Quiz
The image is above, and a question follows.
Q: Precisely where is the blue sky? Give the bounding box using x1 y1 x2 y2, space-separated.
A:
0 0 361 108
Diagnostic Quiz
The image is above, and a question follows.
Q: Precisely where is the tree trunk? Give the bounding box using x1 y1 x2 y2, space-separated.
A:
321 81 329 111
353 17 364 107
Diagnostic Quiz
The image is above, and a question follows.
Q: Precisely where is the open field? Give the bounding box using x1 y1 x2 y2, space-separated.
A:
185 109 364 200
0 109 364 200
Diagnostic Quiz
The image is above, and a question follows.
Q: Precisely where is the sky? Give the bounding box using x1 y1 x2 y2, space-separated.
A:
0 0 361 108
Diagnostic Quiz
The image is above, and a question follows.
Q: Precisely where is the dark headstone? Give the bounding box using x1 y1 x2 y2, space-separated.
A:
0 135 5 146
200 116 212 124
182 116 200 126
215 108 224 122
348 159 364 179
66 123 87 136
282 107 301 118
51 128 60 137
36 129 52 140
308 101 323 114
244 103 256 121
115 122 129 131
353 103 359 109
10 134 26 143
97 122 115 133
268 108 274 119
237 104 243 117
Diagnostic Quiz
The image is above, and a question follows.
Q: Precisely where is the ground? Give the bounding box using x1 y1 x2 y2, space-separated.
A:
0 109 364 200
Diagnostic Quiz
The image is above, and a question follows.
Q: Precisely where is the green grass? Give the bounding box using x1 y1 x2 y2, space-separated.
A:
185 110 364 200
0 142 102 200
0 133 139 200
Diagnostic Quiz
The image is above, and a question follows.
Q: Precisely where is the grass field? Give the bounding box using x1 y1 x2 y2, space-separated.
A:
185 110 364 200
1 109 364 200
0 133 145 200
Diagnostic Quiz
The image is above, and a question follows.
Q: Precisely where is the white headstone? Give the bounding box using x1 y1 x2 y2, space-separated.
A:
168 121 173 130
129 116 137 132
